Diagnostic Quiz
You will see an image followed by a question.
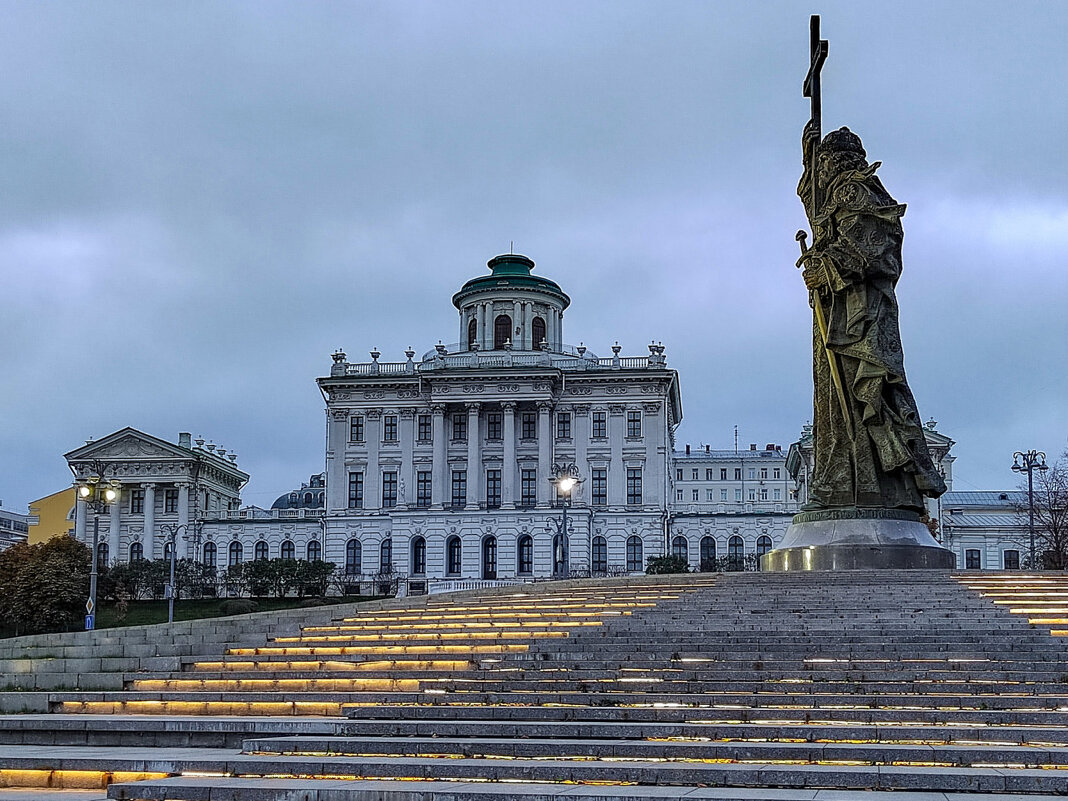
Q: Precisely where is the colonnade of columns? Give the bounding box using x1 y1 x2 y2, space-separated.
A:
458 301 564 351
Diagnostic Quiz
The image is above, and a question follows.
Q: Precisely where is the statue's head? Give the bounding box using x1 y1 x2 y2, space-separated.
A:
817 127 867 180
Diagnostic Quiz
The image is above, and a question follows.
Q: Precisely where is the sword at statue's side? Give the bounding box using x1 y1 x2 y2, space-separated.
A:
796 230 854 441
798 15 854 441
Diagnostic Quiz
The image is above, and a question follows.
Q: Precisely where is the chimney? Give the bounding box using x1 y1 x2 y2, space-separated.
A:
178 432 191 449
766 443 774 451
685 444 690 455
750 443 757 451
705 444 710 453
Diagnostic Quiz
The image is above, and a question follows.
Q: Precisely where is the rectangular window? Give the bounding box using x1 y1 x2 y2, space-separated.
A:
451 470 467 507
774 488 782 500
749 468 756 480
627 468 643 505
556 412 571 440
734 468 742 480
691 469 699 481
592 469 607 506
966 549 981 569
350 416 364 442
735 488 742 501
418 414 432 441
383 415 398 442
760 488 768 501
520 469 537 506
720 468 728 480
676 489 683 501
130 489 145 515
486 412 502 440
692 489 699 501
626 410 642 438
760 468 768 480
748 488 756 501
676 468 683 481
164 489 178 513
592 411 607 438
416 471 432 508
707 489 714 501
721 489 728 501
1004 550 1020 570
521 412 537 439
348 472 364 509
706 469 714 481
486 469 501 509
452 415 467 441
382 471 398 508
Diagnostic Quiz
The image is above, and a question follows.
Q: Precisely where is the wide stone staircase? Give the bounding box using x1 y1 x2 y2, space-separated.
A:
0 571 1067 799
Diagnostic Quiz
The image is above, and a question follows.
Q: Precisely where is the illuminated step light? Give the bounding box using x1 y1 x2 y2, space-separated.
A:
0 770 170 790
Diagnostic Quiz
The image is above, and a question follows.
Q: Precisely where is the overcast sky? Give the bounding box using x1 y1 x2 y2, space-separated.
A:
3 1 1067 512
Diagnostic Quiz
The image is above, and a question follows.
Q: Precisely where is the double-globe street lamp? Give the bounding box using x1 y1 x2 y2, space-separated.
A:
75 465 121 631
547 462 582 578
159 523 195 624
1012 450 1048 570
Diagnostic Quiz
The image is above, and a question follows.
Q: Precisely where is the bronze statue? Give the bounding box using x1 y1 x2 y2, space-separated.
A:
796 124 945 513
762 16 953 571
795 17 945 515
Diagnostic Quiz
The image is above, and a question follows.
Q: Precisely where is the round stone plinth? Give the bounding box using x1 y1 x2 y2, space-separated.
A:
761 508 955 571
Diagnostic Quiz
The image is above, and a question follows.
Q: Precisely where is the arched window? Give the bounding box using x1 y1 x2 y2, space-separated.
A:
467 318 478 350
965 549 981 570
380 538 393 573
203 541 217 568
254 541 269 561
317 492 324 505
699 536 716 571
304 492 313 505
482 536 497 580
672 536 688 561
626 536 643 572
728 535 745 571
228 541 243 566
345 539 362 575
306 540 322 562
592 536 607 575
532 316 546 349
129 542 144 562
411 536 426 575
281 540 295 560
756 535 773 558
517 534 533 575
494 315 512 350
96 541 109 567
447 536 462 575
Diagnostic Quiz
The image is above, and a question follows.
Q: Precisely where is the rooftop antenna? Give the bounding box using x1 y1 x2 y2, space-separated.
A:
734 425 739 455
510 240 514 254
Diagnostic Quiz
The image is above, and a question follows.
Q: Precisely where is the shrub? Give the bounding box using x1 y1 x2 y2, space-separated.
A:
645 555 690 575
219 599 260 616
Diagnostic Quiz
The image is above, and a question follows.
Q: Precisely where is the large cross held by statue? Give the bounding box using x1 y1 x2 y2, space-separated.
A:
803 15 828 210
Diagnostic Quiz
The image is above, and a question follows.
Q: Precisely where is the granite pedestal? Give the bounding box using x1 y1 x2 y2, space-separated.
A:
760 507 955 571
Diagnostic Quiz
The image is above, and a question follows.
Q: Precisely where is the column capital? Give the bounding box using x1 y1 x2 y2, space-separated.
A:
366 408 383 420
536 400 553 412
500 401 517 412
400 408 417 419
329 409 349 421
141 482 157 490
431 404 447 415
609 404 626 416
465 401 481 412
573 404 590 416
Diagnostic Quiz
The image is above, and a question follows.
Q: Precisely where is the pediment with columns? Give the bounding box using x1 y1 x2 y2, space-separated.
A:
66 427 193 463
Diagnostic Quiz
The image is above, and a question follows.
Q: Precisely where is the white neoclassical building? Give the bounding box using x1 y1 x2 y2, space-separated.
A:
318 253 681 586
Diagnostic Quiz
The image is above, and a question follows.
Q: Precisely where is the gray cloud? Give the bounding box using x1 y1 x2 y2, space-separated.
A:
3 1 1067 510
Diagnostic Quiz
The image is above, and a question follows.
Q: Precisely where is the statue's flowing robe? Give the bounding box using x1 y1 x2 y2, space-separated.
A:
798 145 945 512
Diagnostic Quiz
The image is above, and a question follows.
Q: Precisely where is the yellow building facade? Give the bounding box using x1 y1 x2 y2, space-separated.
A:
27 487 75 544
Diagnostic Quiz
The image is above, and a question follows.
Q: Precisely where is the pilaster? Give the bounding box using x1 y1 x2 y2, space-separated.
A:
537 401 553 507
143 483 157 560
431 405 446 510
365 408 382 510
502 401 517 509
465 402 481 509
400 408 416 509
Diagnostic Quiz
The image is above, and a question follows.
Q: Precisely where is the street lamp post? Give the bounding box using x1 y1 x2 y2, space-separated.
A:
1012 450 1048 570
547 462 582 578
75 465 121 631
160 523 190 624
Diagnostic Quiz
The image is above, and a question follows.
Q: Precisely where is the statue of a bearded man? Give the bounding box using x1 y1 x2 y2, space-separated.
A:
796 123 946 514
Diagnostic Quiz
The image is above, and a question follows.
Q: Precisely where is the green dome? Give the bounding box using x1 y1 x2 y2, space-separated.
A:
452 254 570 310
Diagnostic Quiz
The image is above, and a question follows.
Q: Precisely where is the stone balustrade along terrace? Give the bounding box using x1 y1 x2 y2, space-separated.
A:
0 571 1066 799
